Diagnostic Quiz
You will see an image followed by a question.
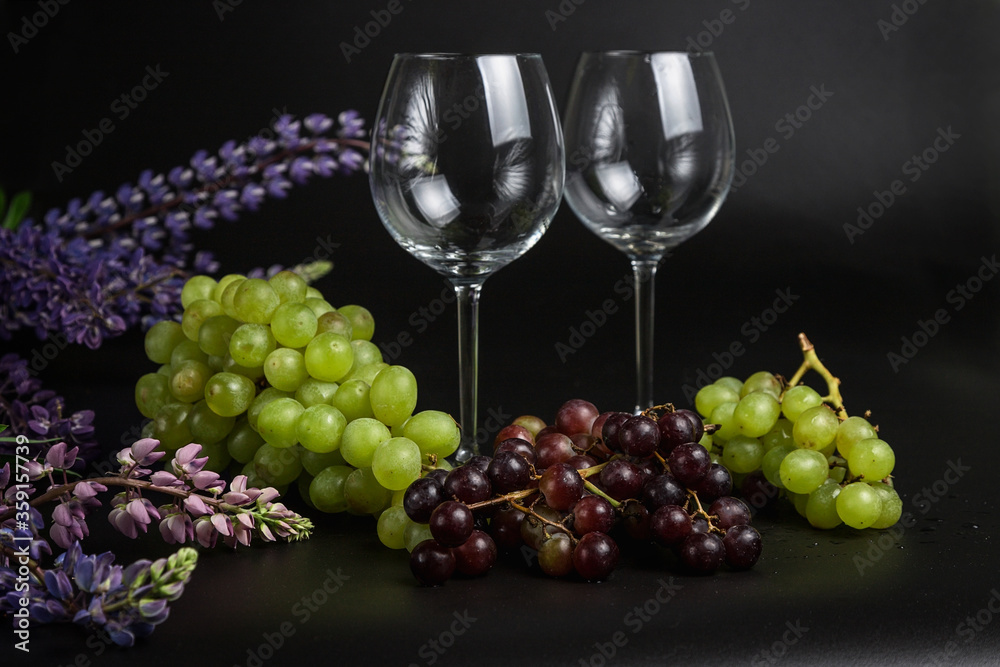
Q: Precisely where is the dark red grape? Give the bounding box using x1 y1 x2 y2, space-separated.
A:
465 455 492 474
572 495 615 535
519 505 564 550
426 468 449 485
741 470 779 513
566 454 598 470
723 524 763 570
657 409 704 455
649 504 692 547
679 532 725 574
621 502 651 541
443 465 491 505
452 529 497 576
403 477 445 523
535 424 560 440
667 442 711 487
633 458 660 485
598 459 643 501
538 532 575 577
512 415 547 438
535 432 576 468
494 437 536 465
691 516 710 534
410 539 456 586
573 531 619 581
429 501 474 547
555 399 599 436
641 473 688 511
539 462 585 511
709 496 751 529
590 412 613 441
570 433 597 453
494 424 535 448
618 415 660 458
599 411 631 451
694 463 733 503
489 507 525 551
486 450 532 494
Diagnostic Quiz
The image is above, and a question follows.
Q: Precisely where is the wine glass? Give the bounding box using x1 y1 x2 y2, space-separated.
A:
562 51 735 413
369 53 565 461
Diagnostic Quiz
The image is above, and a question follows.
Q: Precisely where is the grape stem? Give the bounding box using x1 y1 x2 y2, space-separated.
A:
686 490 726 536
463 462 612 512
582 480 621 508
508 499 577 545
787 333 847 419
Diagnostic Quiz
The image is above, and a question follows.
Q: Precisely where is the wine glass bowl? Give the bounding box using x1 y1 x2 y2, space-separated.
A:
370 53 565 460
562 50 735 411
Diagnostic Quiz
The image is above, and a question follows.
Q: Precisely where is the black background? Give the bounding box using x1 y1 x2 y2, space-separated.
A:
2 1 1000 665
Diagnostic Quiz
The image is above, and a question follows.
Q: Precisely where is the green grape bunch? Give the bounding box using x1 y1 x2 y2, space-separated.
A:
693 334 902 531
134 270 458 520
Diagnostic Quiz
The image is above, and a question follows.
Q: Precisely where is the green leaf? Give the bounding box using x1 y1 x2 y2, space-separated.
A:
2 191 32 230
0 424 7 435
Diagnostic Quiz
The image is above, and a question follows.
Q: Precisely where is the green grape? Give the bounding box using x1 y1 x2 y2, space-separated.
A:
761 444 795 488
157 364 173 377
390 488 407 507
257 397 305 448
344 362 389 386
848 438 895 482
244 388 286 430
229 323 276 368
199 440 232 473
695 383 740 418
269 270 308 304
369 366 418 427
779 448 829 494
806 479 843 529
270 302 318 348
135 373 171 419
402 410 461 458
309 465 353 513
781 385 823 422
144 320 187 364
263 348 309 392
304 332 354 382
733 392 781 438
297 473 315 510
698 431 714 453
181 298 224 341
300 449 348 477
303 297 335 318
316 311 353 338
226 418 265 464
332 380 375 421
761 418 794 451
296 404 347 453
829 465 848 484
304 286 323 300
141 420 156 438
721 435 765 474
343 467 391 514
221 355 265 382
197 315 241 357
869 481 903 529
350 339 383 367
220 278 246 320
295 378 339 408
340 417 392 468
788 491 809 518
377 505 410 549
180 275 217 309
233 278 281 324
207 354 225 371
835 416 878 460
253 443 303 487
170 339 209 366
709 401 739 441
404 521 434 552
372 437 422 490
836 482 882 529
204 372 257 417
153 402 193 450
169 359 213 403
740 371 782 399
715 376 744 396
211 274 245 302
792 404 839 450
187 399 236 445
338 304 375 341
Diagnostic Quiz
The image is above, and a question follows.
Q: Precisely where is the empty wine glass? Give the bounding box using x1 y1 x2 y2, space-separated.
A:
562 50 735 413
369 53 565 461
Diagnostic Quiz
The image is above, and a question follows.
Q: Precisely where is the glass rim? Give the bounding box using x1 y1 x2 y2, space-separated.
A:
392 52 544 60
582 49 716 58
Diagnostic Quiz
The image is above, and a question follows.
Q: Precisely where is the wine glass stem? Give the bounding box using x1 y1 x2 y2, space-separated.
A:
452 279 483 462
631 258 659 414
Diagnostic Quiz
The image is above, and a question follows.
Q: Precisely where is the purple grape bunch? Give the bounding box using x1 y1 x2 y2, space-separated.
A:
401 399 763 586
